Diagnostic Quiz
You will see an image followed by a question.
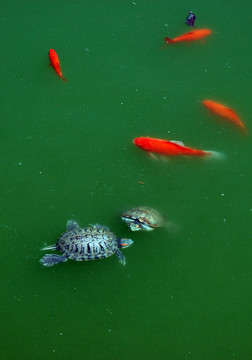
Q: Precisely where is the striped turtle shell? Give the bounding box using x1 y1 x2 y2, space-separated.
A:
58 224 118 261
40 220 133 267
121 206 164 231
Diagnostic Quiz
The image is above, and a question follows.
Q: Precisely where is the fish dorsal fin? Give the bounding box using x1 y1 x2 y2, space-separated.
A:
169 140 185 146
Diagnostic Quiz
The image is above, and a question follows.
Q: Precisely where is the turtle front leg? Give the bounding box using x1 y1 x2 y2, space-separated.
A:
67 220 81 231
91 224 110 230
115 249 126 266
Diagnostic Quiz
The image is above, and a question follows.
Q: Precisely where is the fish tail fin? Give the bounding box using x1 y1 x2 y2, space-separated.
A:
161 37 172 49
164 37 172 44
60 75 67 81
205 150 226 161
240 124 248 135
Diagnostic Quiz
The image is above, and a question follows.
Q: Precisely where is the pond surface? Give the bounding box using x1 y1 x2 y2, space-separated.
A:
1 1 252 359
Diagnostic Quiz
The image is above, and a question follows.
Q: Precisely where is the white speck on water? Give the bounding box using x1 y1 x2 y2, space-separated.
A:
221 193 224 197
224 61 232 69
120 102 124 105
85 48 90 52
108 329 112 332
223 218 227 223
164 24 168 27
18 162 22 166
60 332 63 336
163 96 166 100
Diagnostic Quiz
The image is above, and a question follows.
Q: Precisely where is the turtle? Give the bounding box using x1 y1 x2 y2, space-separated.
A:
121 206 165 231
40 220 134 267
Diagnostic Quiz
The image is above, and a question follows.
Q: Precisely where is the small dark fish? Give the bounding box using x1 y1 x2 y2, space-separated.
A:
185 10 196 26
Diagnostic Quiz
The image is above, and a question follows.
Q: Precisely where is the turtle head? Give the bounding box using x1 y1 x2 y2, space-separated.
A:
121 216 142 231
122 217 154 231
117 238 134 248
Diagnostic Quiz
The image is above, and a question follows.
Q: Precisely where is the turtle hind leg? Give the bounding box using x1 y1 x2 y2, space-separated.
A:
40 254 68 267
115 249 126 266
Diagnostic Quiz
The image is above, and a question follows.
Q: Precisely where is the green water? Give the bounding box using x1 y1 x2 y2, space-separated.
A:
1 1 252 359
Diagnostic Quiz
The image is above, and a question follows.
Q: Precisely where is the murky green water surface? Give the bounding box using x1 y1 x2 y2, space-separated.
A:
1 1 252 359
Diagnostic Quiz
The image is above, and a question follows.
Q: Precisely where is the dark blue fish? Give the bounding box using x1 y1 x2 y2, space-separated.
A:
185 10 196 26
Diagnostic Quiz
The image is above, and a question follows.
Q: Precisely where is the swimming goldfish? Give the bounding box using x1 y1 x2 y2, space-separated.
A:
134 137 224 159
163 29 211 46
202 100 247 132
48 49 67 81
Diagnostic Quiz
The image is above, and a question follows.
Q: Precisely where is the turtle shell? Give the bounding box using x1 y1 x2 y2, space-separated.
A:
57 226 118 261
121 206 164 231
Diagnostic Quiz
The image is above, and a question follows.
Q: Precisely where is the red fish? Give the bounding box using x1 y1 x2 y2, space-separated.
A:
134 137 224 159
48 49 67 81
202 100 247 133
163 29 211 46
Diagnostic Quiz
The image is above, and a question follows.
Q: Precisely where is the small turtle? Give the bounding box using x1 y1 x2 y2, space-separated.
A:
40 220 133 267
121 206 165 231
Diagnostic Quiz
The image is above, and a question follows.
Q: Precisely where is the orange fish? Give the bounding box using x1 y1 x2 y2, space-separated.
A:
48 49 67 81
202 100 247 132
163 29 211 46
134 137 224 159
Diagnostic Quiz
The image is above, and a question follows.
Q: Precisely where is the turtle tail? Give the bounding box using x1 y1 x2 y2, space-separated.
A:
41 244 57 251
